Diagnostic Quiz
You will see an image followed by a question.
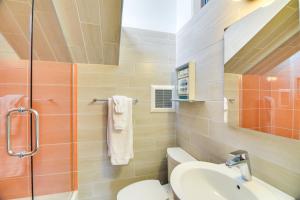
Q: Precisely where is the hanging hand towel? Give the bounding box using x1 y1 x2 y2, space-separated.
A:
112 96 128 130
107 97 133 165
112 95 126 114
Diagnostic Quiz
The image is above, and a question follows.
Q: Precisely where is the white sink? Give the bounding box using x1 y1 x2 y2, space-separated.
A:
170 161 295 200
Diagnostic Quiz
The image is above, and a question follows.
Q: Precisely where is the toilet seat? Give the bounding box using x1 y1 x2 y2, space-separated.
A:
117 180 168 200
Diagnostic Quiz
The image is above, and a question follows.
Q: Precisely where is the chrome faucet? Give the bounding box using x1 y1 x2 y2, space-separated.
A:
225 150 252 181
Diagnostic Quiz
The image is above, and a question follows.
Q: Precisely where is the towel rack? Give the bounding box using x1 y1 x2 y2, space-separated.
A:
91 98 138 104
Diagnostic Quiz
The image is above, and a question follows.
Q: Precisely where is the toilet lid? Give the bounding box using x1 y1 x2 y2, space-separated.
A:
117 180 168 200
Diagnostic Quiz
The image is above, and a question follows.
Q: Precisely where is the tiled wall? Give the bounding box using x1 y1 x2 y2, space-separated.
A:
0 60 76 199
52 0 122 65
224 73 241 127
32 61 77 196
176 0 300 198
0 60 31 199
77 27 176 200
240 51 300 140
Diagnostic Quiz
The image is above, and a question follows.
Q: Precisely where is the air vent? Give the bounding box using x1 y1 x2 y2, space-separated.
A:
151 85 175 112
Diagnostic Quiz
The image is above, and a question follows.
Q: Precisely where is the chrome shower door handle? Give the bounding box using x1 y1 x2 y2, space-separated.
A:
6 107 40 158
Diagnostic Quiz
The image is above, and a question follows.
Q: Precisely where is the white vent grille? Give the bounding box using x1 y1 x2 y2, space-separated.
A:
151 85 175 112
155 89 173 108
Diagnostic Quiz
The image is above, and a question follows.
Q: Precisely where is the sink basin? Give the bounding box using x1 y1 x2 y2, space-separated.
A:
170 161 295 200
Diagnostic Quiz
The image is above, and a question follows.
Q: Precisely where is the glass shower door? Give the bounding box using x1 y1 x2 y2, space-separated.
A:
31 0 77 199
0 62 33 200
0 0 77 199
31 62 76 198
0 0 34 198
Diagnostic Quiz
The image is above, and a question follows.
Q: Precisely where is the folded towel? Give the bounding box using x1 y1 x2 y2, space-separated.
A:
112 96 129 130
107 98 133 165
112 96 126 114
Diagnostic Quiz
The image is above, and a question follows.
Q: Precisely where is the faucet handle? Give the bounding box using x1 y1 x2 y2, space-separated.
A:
227 150 252 181
229 150 249 160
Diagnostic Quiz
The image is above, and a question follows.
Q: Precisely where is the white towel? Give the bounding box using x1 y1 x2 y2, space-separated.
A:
224 97 228 123
112 96 128 130
107 98 133 165
112 95 126 114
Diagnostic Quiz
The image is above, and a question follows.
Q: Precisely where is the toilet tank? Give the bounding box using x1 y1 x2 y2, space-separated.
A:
167 148 196 182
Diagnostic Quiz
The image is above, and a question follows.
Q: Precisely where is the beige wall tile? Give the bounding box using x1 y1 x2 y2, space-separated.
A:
35 10 72 62
103 42 118 65
51 0 122 65
75 0 100 24
176 1 300 198
135 161 167 176
81 23 103 64
77 27 176 199
100 0 122 43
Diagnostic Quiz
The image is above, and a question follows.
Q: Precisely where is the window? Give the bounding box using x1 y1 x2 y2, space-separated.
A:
201 0 209 7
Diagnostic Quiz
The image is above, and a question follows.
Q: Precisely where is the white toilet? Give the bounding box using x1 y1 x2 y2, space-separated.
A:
117 147 196 200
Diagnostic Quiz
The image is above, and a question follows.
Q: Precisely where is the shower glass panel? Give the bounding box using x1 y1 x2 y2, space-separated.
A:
0 0 33 199
0 61 32 199
31 0 77 199
0 0 77 199
31 62 76 198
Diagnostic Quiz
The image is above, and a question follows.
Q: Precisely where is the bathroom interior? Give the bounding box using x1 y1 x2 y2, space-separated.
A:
0 0 299 199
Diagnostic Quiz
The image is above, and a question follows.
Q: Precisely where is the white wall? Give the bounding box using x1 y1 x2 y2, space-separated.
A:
176 0 193 31
122 0 196 33
193 0 202 15
122 0 177 33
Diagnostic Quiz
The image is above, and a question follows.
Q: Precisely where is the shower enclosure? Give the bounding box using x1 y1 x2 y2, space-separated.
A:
0 0 77 199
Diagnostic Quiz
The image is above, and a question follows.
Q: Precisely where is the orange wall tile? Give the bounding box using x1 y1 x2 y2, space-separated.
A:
0 60 31 199
33 173 73 196
241 75 260 90
32 61 77 196
241 90 259 109
240 51 300 140
72 64 78 191
0 177 31 199
0 60 77 199
241 109 259 128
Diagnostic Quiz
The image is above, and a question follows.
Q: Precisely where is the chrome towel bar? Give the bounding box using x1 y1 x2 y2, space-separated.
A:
91 98 138 104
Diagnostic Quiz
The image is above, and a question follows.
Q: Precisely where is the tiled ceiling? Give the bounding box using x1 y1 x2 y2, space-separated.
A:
225 0 299 74
248 31 300 76
0 0 122 65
